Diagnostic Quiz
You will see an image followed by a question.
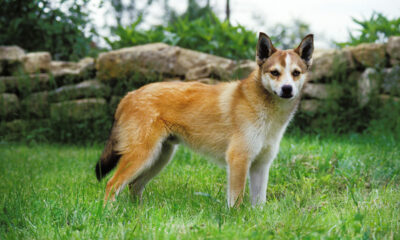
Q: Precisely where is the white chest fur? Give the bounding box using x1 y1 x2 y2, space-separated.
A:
243 101 297 163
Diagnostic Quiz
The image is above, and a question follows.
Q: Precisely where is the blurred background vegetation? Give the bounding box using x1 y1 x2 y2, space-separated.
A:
2 0 399 60
0 0 96 61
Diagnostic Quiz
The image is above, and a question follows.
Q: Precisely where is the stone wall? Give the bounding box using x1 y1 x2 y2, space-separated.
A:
300 38 400 113
1 37 400 134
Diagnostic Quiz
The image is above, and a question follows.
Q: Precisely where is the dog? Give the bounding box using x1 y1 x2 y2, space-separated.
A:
95 32 314 207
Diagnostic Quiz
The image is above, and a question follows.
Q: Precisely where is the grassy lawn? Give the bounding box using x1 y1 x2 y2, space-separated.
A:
0 133 399 239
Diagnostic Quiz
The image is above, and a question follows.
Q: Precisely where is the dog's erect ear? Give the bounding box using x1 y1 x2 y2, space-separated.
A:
256 32 277 66
295 34 314 69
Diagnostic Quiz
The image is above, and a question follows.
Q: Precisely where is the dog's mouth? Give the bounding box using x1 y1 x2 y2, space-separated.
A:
280 93 293 99
273 91 293 99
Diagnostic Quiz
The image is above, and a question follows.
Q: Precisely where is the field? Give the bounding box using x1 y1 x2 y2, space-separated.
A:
1 132 399 239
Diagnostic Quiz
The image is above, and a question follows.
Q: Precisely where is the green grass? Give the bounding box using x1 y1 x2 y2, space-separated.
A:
1 133 399 239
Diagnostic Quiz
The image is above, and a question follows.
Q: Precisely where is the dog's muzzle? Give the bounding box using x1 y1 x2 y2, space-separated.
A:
280 85 293 98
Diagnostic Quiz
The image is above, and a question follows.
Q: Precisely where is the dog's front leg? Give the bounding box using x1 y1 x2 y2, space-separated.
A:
249 160 271 206
249 146 278 206
226 139 250 208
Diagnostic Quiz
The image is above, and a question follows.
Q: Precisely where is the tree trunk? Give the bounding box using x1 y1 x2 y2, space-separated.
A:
226 0 230 22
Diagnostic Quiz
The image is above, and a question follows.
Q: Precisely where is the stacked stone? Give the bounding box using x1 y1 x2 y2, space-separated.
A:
301 36 400 112
0 46 109 131
1 38 400 133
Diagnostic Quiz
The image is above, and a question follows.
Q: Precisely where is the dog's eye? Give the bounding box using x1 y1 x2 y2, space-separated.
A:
270 70 280 76
292 70 300 77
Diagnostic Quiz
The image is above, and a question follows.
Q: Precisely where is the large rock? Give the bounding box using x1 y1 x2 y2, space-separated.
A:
379 94 400 103
299 99 321 114
357 68 379 107
0 46 25 75
50 57 95 82
21 91 49 118
50 98 107 121
382 67 400 96
0 46 25 60
0 74 51 93
387 36 400 66
0 93 20 120
302 83 342 99
96 43 235 82
308 49 354 82
185 64 231 80
348 43 386 68
48 80 110 102
232 60 258 80
194 78 219 85
22 52 51 73
185 60 258 81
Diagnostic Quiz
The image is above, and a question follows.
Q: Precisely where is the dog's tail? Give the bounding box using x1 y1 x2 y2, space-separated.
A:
95 122 121 181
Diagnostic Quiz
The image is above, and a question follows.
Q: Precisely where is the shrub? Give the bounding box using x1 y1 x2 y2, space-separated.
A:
105 12 257 60
336 12 400 47
268 19 312 49
0 0 95 61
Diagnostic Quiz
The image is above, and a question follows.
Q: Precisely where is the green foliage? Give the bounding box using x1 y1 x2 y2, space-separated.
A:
1 133 399 238
108 0 157 26
268 19 312 49
0 110 113 145
106 12 257 60
367 98 400 140
0 0 95 61
337 12 400 47
166 0 213 23
105 1 315 59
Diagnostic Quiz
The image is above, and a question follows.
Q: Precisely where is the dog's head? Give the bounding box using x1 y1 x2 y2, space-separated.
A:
256 32 314 99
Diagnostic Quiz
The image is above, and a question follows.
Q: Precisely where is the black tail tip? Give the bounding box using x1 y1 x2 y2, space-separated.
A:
95 156 120 181
95 162 103 182
95 152 121 181
95 162 105 181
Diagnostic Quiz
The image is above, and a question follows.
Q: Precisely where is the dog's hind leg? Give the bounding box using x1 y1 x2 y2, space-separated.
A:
128 139 177 202
104 124 167 204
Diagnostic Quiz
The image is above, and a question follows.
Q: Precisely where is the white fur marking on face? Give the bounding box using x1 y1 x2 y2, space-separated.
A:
299 74 306 89
284 54 292 83
271 64 282 72
261 73 271 93
282 54 297 97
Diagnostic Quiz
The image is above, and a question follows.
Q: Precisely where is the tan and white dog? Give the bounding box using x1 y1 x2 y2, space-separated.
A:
95 32 314 207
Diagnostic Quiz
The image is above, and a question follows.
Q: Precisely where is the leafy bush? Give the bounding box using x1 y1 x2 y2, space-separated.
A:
268 19 312 49
105 12 257 60
336 12 400 47
0 0 95 61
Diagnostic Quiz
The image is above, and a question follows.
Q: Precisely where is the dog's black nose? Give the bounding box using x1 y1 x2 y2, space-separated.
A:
281 85 292 95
